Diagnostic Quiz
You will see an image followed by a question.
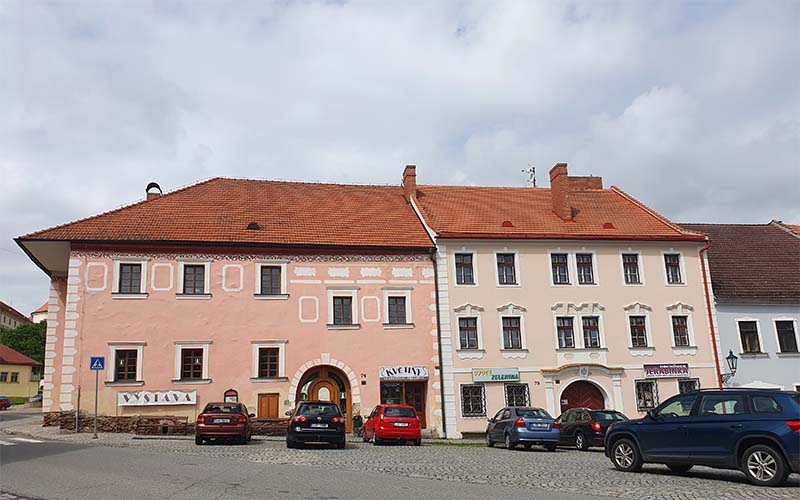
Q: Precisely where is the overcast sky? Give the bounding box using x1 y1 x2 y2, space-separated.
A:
1 0 798 315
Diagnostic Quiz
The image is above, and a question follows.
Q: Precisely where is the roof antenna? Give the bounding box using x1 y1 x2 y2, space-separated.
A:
522 163 536 187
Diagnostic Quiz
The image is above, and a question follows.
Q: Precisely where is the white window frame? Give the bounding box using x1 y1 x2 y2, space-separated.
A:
327 287 360 329
548 250 572 286
497 303 527 351
250 340 288 379
773 317 800 354
452 249 478 287
619 249 645 286
454 303 485 354
661 249 687 286
254 260 289 299
111 257 149 297
578 312 606 349
173 341 211 382
494 249 521 287
106 342 145 384
553 314 578 349
177 258 212 298
624 303 654 350
573 249 599 287
382 287 413 328
736 317 765 354
666 303 697 348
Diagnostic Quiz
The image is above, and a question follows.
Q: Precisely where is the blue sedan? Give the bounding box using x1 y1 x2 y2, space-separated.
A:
486 407 560 451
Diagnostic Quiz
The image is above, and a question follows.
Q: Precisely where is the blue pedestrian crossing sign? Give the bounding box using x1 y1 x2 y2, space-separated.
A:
90 357 105 371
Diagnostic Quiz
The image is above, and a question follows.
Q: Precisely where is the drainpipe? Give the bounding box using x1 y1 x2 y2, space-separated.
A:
431 249 448 439
699 240 723 388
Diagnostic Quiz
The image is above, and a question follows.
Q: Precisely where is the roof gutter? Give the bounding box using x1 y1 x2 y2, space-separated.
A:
699 239 723 388
435 232 707 242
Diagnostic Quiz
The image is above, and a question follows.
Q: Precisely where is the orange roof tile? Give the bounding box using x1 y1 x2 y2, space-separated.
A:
414 185 704 241
19 179 434 249
0 344 40 366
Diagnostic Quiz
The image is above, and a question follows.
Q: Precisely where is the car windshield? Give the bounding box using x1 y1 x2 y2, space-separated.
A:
516 409 551 418
384 407 416 418
593 411 627 421
298 403 340 417
203 404 242 414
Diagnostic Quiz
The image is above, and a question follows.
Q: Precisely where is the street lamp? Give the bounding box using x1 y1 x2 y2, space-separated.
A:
721 350 738 384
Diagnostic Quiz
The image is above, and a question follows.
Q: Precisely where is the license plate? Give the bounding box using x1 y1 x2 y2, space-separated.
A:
393 422 409 427
310 423 328 428
531 423 548 428
212 418 230 424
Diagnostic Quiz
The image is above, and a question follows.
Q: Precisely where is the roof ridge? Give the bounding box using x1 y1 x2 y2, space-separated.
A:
610 186 704 239
215 177 401 188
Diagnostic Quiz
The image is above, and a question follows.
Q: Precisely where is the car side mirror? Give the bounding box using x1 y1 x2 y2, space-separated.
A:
647 409 658 420
249 413 255 418
284 410 293 417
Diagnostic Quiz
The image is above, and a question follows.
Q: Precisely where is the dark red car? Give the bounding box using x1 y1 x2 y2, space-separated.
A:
195 402 254 445
362 404 421 446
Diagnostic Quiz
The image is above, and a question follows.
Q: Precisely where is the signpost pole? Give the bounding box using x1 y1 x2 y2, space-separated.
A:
93 369 98 439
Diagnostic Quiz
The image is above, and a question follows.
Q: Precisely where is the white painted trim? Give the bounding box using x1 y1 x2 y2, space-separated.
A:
453 303 484 351
735 317 765 354
573 248 600 287
625 305 653 349
361 296 382 323
619 249 645 286
452 248 479 287
173 342 211 380
661 249 687 287
773 317 800 353
327 288 359 326
177 260 211 295
298 296 319 323
255 261 288 295
150 263 174 292
84 262 109 292
251 341 287 378
382 288 412 325
493 248 521 287
496 303 527 350
548 249 572 286
107 342 145 383
222 264 244 292
112 258 148 294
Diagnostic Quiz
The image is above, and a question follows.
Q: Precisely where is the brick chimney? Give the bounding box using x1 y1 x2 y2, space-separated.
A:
402 165 417 201
549 163 572 220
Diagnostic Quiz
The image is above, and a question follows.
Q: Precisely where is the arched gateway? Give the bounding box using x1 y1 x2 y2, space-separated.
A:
295 365 354 432
560 380 605 413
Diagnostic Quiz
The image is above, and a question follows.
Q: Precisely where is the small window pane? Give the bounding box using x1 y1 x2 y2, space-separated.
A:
260 266 282 295
119 264 142 294
387 296 407 324
557 317 574 348
455 253 474 285
582 316 601 348
576 254 594 284
333 297 353 325
551 254 569 284
699 395 747 416
497 254 516 285
752 396 782 413
629 316 648 347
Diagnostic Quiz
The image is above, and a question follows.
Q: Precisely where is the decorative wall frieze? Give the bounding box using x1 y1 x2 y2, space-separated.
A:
71 251 429 263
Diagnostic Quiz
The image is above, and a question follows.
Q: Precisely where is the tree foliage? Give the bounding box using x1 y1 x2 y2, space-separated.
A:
0 321 47 364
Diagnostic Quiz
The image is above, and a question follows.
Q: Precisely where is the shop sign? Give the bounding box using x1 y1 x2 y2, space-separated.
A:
117 389 197 407
224 388 238 402
379 365 429 381
643 363 690 379
472 368 520 383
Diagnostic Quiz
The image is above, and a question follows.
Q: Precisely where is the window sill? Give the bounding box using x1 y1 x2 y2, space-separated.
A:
454 283 477 287
628 347 655 357
739 352 769 358
776 352 800 358
176 294 212 300
104 380 144 387
500 349 528 359
556 347 608 352
111 293 148 300
623 282 645 286
496 283 521 288
383 323 415 329
326 324 361 330
171 378 212 385
250 377 289 383
672 346 698 356
577 282 598 286
254 294 290 300
456 349 485 360
665 282 687 287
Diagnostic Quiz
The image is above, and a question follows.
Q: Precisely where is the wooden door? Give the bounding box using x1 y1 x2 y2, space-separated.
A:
560 381 604 413
257 393 279 418
404 382 426 428
309 379 338 403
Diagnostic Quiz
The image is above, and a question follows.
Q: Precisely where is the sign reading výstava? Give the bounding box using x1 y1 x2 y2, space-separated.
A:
472 367 520 383
117 389 197 407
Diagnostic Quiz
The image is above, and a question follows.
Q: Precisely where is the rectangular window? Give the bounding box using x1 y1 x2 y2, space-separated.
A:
776 320 798 353
10 372 19 383
699 394 748 416
551 253 569 284
0 372 6 382
504 383 530 407
454 253 474 285
332 297 353 325
30 366 41 382
461 384 486 417
672 316 691 347
576 253 594 284
496 253 516 285
119 263 142 294
258 347 280 378
738 321 761 353
182 264 205 295
635 380 658 411
582 316 601 348
557 317 575 348
387 296 407 324
180 348 204 380
458 317 479 350
678 378 700 394
629 316 648 347
260 266 282 295
664 254 683 284
622 254 641 284
114 349 138 381
502 317 522 349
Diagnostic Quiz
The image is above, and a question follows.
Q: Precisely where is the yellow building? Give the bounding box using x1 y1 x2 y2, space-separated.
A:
0 344 41 399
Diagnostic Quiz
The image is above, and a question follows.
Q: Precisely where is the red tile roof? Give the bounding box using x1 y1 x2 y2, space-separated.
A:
31 302 48 314
414 185 704 241
0 301 31 325
0 344 40 366
19 179 434 249
682 223 800 303
785 224 800 235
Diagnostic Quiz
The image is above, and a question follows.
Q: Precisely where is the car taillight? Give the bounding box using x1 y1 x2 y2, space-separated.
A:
331 416 344 424
293 415 307 423
553 422 560 429
197 413 206 422
591 421 601 432
786 421 800 432
239 414 247 424
514 417 526 428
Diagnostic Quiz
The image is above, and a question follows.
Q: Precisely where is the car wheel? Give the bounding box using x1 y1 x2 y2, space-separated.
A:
372 430 381 446
666 464 693 474
741 444 789 487
611 438 643 472
504 433 516 450
194 436 203 445
486 433 493 448
545 443 557 452
575 432 589 451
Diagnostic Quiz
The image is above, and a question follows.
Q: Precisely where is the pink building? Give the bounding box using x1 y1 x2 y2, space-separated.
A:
17 179 443 434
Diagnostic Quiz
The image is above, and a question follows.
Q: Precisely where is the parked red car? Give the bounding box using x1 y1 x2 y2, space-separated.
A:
362 404 421 446
195 402 254 445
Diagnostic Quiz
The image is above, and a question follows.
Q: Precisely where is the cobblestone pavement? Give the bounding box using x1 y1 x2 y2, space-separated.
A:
2 412 798 500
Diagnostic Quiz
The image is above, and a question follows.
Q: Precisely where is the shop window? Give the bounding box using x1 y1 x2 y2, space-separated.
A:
504 383 529 407
635 379 658 411
678 378 699 394
114 349 138 382
380 381 427 428
556 317 575 348
461 384 486 417
458 317 479 350
455 253 474 285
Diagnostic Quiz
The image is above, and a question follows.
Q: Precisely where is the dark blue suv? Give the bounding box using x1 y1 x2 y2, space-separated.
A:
605 389 800 487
